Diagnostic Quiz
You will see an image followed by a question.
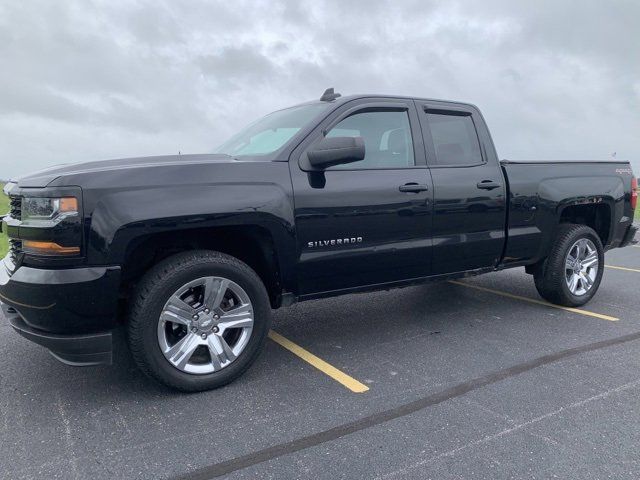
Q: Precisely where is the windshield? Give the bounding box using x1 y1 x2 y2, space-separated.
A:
215 103 330 157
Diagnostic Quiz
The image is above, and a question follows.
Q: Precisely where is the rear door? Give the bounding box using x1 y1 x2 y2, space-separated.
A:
415 101 507 274
289 98 434 295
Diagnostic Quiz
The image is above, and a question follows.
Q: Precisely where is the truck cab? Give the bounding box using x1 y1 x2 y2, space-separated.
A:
289 95 507 295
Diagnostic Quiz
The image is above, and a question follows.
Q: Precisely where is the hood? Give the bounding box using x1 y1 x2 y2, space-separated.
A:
14 154 237 188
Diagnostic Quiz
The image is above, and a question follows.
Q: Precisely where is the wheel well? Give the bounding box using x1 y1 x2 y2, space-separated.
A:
559 204 611 245
120 226 283 308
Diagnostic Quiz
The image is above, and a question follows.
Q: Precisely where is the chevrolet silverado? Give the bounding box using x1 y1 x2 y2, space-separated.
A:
1 89 637 391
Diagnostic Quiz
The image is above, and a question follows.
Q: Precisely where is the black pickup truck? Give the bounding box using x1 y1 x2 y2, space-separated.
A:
1 89 637 391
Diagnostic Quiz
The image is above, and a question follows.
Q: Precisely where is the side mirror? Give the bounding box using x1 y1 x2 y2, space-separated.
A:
307 136 365 169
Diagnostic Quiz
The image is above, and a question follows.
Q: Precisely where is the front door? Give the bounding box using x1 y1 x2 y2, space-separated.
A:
290 98 434 296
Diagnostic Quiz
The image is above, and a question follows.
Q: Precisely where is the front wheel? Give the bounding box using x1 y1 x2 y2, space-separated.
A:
534 224 604 307
128 250 271 392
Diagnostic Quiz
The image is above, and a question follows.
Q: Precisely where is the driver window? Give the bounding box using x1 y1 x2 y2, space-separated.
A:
325 110 415 169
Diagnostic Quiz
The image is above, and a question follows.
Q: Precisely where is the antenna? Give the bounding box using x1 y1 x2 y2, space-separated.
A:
320 88 341 102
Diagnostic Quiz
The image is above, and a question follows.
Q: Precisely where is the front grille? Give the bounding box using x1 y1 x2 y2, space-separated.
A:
6 195 22 268
9 239 22 265
9 195 21 220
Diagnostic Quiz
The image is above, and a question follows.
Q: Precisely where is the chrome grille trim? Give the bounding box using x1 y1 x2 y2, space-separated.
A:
9 195 21 220
5 194 22 268
8 239 22 265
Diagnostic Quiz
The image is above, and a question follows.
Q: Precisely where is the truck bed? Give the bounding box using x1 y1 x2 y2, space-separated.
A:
500 160 635 268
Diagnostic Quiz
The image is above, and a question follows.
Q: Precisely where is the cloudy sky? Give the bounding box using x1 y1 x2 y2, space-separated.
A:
1 0 639 179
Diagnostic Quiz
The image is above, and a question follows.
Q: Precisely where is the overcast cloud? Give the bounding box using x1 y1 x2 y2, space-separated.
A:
1 0 638 179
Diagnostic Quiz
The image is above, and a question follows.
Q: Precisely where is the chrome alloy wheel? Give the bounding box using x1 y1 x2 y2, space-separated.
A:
565 238 599 296
157 276 254 374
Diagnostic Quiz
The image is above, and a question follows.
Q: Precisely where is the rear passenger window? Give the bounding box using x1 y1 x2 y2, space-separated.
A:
426 112 483 166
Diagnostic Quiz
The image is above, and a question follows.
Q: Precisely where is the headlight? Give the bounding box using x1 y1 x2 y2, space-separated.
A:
19 196 81 256
22 197 78 220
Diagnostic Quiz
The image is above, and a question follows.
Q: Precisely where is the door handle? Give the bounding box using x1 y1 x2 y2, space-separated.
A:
476 180 501 190
399 183 429 193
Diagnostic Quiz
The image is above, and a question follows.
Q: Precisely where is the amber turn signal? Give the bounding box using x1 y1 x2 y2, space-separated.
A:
22 240 80 256
58 197 79 213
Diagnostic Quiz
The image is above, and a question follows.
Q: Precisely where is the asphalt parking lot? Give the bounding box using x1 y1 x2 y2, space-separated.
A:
1 241 639 480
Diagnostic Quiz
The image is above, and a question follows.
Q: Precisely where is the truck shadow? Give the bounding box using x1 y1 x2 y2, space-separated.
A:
273 281 479 339
5 281 482 402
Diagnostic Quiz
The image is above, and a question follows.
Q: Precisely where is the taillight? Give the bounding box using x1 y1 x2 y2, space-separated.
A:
632 177 638 210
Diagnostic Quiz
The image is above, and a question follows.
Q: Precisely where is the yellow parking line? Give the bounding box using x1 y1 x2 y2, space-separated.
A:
448 280 619 322
268 330 369 393
606 264 640 273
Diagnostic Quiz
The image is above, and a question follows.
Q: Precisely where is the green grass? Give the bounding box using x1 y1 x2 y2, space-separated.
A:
0 183 8 257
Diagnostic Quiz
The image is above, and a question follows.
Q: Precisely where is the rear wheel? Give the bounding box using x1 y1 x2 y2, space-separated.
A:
128 250 271 392
534 224 604 307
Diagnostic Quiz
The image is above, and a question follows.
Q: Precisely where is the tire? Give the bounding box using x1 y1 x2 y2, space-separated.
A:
128 250 271 392
533 224 604 307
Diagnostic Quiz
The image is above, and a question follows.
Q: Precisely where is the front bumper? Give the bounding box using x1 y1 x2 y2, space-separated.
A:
3 303 112 365
0 259 120 366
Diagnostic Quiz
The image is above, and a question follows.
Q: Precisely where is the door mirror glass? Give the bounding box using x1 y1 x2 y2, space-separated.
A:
307 136 366 169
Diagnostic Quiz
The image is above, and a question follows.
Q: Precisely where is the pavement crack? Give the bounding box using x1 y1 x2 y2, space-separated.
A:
377 377 640 479
169 330 640 480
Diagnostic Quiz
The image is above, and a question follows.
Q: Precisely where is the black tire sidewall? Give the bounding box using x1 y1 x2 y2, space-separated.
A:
131 252 271 391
